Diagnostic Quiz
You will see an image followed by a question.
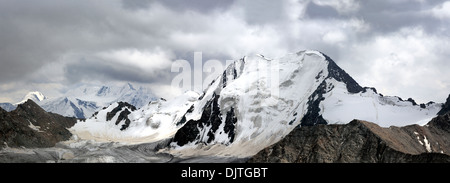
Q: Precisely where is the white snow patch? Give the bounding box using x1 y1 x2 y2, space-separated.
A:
417 137 424 146
28 121 44 133
69 91 200 144
16 91 47 105
423 136 432 152
321 78 441 127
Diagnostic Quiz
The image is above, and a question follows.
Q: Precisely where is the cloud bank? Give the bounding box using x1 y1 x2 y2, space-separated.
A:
0 0 449 103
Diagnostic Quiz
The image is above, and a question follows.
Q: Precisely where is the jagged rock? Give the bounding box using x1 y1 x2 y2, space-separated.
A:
106 101 136 121
323 53 364 94
248 115 450 163
170 50 443 155
105 101 136 131
438 94 450 115
0 100 77 150
407 98 418 106
301 53 366 126
172 93 223 146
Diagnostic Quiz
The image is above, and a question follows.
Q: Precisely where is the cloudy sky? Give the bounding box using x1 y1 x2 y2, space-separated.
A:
0 0 449 103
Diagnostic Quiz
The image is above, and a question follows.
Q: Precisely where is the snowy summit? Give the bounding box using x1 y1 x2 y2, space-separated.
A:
69 50 445 158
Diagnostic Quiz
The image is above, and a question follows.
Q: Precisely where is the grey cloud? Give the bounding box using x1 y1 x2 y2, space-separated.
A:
0 0 449 103
305 0 448 34
64 58 173 84
235 0 285 25
121 0 235 13
0 0 170 83
305 2 340 19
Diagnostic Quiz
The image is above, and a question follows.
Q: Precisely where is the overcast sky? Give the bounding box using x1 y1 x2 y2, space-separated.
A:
0 0 449 103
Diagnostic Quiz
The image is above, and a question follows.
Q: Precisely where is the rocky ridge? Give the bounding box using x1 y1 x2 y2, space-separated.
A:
248 113 450 163
0 100 76 150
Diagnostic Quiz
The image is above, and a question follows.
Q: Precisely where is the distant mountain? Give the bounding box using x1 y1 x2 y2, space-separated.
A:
0 91 48 112
0 103 15 112
39 97 99 119
0 83 158 119
39 83 157 119
15 91 47 105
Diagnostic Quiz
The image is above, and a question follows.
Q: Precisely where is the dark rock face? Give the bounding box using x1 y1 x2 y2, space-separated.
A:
0 100 77 150
301 53 364 127
322 53 364 94
438 94 450 115
171 59 244 147
223 107 237 143
429 112 450 133
249 115 450 163
104 102 136 131
300 81 328 126
106 102 136 121
407 98 418 106
117 109 132 131
172 93 234 146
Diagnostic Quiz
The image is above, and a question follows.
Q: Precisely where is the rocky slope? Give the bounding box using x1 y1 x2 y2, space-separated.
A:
248 113 450 163
438 94 450 115
0 100 77 150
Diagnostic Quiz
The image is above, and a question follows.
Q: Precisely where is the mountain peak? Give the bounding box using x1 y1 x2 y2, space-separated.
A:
15 91 47 105
66 50 445 159
321 52 364 94
438 94 450 115
15 99 47 114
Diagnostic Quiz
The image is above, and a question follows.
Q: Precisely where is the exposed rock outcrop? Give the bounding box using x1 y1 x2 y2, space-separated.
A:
248 114 450 163
438 94 450 115
0 100 77 150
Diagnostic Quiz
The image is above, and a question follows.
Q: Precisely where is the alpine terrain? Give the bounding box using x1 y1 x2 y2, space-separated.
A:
1 50 448 163
0 100 76 150
0 83 157 119
68 50 447 160
248 114 450 163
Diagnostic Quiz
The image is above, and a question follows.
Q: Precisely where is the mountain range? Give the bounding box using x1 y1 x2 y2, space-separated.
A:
0 50 449 163
0 83 157 119
70 50 448 159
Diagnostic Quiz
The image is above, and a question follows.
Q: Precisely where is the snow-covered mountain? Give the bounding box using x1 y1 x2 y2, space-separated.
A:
0 83 157 119
15 91 47 105
0 103 16 112
70 50 445 158
39 83 157 119
0 91 48 112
